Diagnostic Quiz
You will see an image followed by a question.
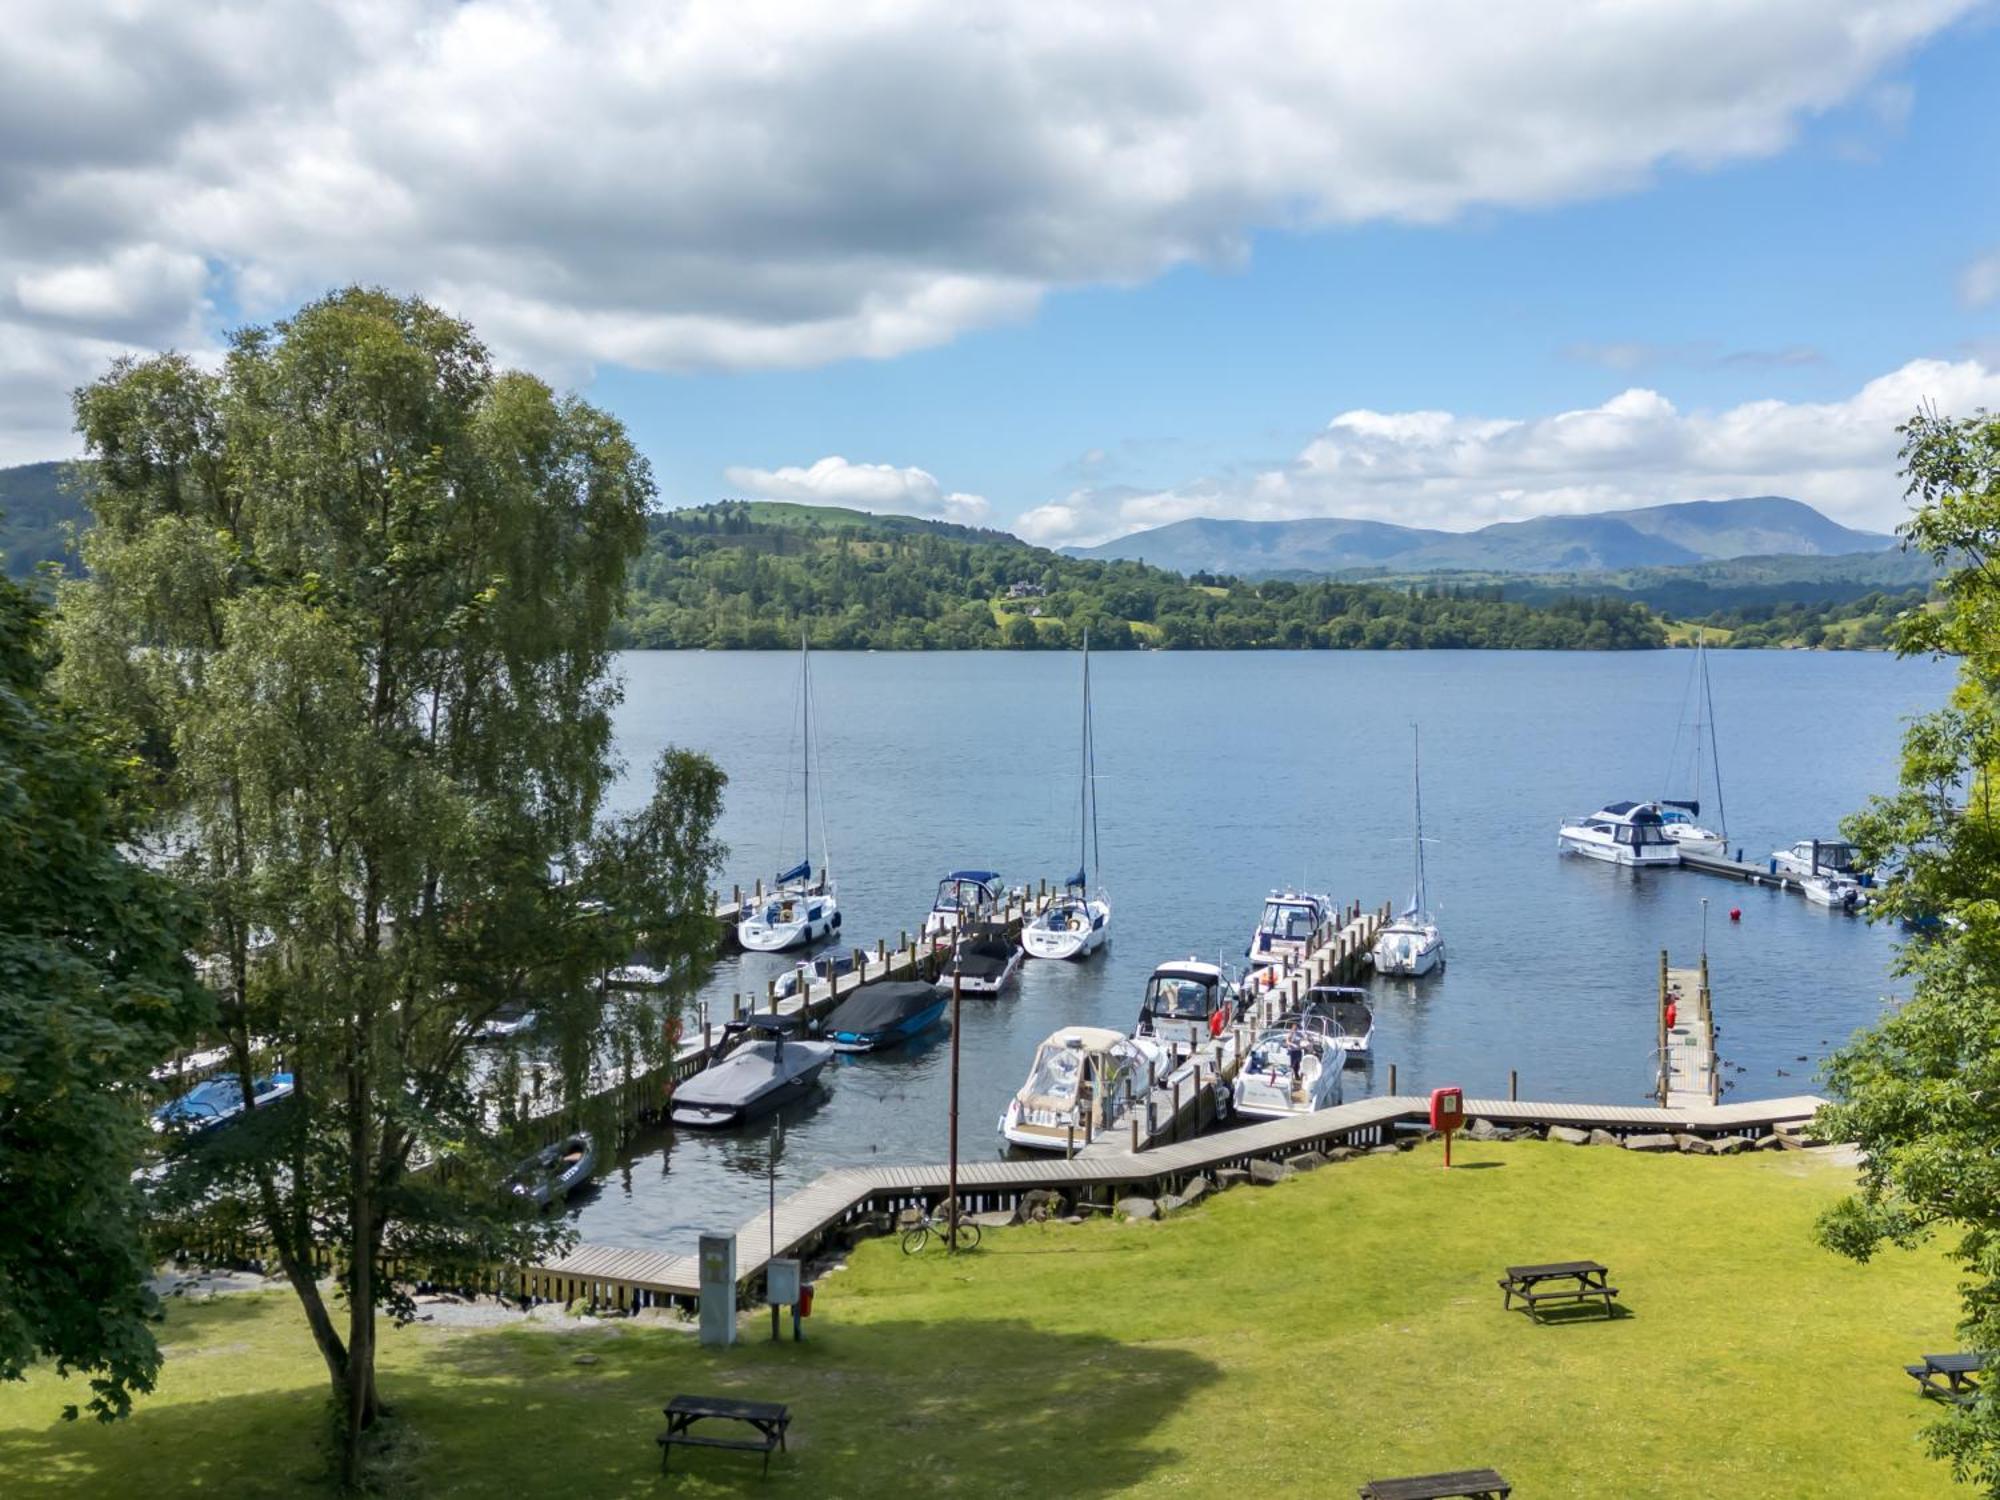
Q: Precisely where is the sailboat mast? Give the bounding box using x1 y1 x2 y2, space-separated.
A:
1411 723 1427 916
1699 638 1728 844
1078 630 1092 894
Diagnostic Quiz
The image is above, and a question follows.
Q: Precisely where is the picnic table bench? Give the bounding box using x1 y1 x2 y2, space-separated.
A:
1906 1352 1985 1406
1499 1259 1619 1320
1358 1468 1512 1499
657 1394 791 1475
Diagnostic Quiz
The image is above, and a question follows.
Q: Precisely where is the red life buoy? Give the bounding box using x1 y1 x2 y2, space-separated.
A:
1209 1008 1227 1039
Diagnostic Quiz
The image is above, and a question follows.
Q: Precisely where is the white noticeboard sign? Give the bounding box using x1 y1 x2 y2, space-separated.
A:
698 1233 736 1347
765 1257 801 1307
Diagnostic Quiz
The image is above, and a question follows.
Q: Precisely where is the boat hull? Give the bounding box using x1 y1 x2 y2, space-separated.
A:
738 908 840 952
942 948 1023 996
830 996 949 1051
1373 934 1444 977
1023 903 1109 960
1558 829 1679 866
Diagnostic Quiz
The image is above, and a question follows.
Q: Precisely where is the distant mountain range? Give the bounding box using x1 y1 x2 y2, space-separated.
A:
1062 496 1895 577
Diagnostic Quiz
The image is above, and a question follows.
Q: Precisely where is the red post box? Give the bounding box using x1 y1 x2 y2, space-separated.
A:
1429 1086 1465 1167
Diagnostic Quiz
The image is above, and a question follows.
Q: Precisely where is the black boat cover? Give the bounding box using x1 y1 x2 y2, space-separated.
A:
824 980 940 1034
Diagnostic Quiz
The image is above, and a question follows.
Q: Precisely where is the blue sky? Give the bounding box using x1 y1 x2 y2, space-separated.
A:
6 2 1999 541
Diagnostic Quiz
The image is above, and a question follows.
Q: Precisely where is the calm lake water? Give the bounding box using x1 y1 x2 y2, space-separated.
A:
571 648 1951 1254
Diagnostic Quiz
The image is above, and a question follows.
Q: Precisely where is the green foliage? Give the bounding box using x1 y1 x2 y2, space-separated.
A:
620 502 1666 650
0 573 208 1420
1816 406 2000 1493
53 288 726 1477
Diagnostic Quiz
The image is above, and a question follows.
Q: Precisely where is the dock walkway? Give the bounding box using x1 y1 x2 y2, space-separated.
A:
1658 953 1717 1109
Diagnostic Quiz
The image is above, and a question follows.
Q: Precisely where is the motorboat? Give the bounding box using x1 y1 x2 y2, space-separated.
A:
1801 871 1866 910
1303 985 1375 1058
939 923 1023 996
737 636 842 952
1134 958 1240 1061
922 870 1004 943
506 1131 595 1209
473 1004 538 1041
1657 638 1730 856
999 1026 1166 1152
821 980 948 1051
1246 890 1331 970
670 1018 834 1128
1557 802 1682 866
1024 634 1112 960
1233 1021 1344 1120
1374 723 1444 977
772 950 858 1003
1772 839 1863 879
151 1071 295 1134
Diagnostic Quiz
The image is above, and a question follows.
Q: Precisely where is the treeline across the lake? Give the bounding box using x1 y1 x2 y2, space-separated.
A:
620 502 1667 650
1681 588 1930 650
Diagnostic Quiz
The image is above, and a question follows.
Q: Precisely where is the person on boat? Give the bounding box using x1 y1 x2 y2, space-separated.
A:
1286 1024 1305 1080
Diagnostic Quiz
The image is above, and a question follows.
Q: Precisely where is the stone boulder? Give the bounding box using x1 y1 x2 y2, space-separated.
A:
1755 1134 1788 1152
1709 1136 1752 1156
1179 1176 1212 1205
1021 1188 1069 1219
1326 1145 1362 1162
1285 1150 1330 1172
1248 1158 1295 1185
1548 1125 1591 1146
1116 1196 1159 1221
1623 1133 1680 1153
1587 1129 1622 1148
1677 1134 1712 1155
1155 1193 1188 1215
1214 1167 1251 1190
896 1206 925 1229
970 1208 1020 1230
1466 1117 1508 1141
1368 1144 1400 1156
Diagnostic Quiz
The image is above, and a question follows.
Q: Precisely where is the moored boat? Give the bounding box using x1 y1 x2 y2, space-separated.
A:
1801 871 1866 909
1024 634 1112 960
1557 801 1682 866
939 923 1023 996
506 1131 595 1209
1232 1020 1344 1120
1374 724 1444 977
822 980 949 1051
772 950 858 1003
151 1070 295 1134
1307 985 1375 1058
1134 958 1240 1061
1247 890 1331 970
999 1027 1165 1152
737 636 842 952
670 1018 834 1128
922 870 1004 944
1771 838 1863 879
1657 637 1730 856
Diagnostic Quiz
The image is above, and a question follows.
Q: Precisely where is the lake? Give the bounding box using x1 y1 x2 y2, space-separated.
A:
572 647 1951 1254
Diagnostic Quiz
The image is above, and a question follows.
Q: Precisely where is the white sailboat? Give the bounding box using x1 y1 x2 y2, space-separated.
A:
1658 637 1728 856
1373 724 1444 977
1024 634 1111 960
737 637 842 953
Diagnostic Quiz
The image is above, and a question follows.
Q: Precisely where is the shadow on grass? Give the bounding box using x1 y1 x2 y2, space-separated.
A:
1520 1302 1636 1327
1451 1162 1506 1171
0 1316 1215 1497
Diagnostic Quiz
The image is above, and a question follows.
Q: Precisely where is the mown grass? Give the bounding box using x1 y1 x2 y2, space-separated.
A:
0 1141 1966 1497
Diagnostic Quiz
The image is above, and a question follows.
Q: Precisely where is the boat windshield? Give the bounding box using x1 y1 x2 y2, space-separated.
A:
1615 820 1670 847
1258 902 1319 941
1024 1042 1088 1102
935 879 992 912
1145 973 1220 1018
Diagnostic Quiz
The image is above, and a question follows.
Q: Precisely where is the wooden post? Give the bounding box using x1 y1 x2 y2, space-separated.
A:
1171 1079 1183 1144
1388 1062 1398 1095
755 877 764 900
1131 1113 1141 1153
948 967 963 1254
1509 1069 1518 1102
1066 1123 1075 1160
877 937 886 963
733 883 741 909
733 993 742 1022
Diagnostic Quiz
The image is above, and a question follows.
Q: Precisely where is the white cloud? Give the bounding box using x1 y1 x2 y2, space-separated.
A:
0 0 1976 460
1961 249 2000 308
1014 357 2000 545
725 456 991 525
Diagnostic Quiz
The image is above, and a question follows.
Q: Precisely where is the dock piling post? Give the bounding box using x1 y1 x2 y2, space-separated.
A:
1509 1069 1518 1102
1388 1062 1397 1096
732 993 742 1022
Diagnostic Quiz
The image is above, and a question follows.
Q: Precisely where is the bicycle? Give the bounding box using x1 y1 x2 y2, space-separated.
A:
900 1204 982 1254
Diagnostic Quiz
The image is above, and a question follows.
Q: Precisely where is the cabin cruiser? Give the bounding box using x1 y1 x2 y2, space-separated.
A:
1247 891 1331 970
1305 985 1375 1058
1023 883 1109 960
473 1004 537 1041
1134 958 1240 1061
1000 1027 1166 1152
506 1132 595 1209
670 1018 833 1128
1557 802 1681 866
772 950 858 1003
738 864 841 952
821 980 948 1051
152 1071 295 1134
1233 1017 1344 1120
922 870 1005 943
1771 839 1863 879
939 923 1023 996
1801 871 1866 910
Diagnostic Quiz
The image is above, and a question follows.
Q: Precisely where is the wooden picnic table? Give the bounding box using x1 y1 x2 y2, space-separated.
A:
1499 1259 1620 1319
1906 1352 1986 1406
657 1394 791 1475
1358 1468 1512 1499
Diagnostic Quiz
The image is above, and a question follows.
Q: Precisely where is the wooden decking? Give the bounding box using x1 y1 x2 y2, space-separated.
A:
1659 954 1718 1109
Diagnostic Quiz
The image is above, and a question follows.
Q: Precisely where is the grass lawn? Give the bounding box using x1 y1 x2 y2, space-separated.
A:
0 1141 1967 1497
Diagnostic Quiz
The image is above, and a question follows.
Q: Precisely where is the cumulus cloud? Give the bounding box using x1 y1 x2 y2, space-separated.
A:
1961 249 2000 309
0 0 1976 462
725 456 991 525
1014 357 2000 545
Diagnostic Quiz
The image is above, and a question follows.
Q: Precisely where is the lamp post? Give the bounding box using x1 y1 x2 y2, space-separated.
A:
948 943 963 1254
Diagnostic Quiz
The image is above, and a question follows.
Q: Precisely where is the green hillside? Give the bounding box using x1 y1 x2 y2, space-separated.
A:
0 461 89 577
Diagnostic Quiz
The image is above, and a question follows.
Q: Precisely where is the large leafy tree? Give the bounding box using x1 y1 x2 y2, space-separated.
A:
57 289 724 1484
1816 407 2000 1492
0 569 207 1419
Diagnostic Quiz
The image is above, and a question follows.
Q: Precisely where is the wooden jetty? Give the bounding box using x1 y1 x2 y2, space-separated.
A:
1657 951 1717 1109
1676 847 1809 895
520 1088 1826 1311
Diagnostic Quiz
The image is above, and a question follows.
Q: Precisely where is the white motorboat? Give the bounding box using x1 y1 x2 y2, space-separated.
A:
472 1004 538 1041
1801 871 1866 910
1656 637 1730 856
1000 1026 1166 1152
1133 958 1240 1061
1246 890 1331 971
1233 1019 1345 1120
1308 985 1376 1058
1374 724 1444 977
1024 635 1111 960
922 870 1004 943
939 923 1024 996
737 636 842 953
670 1018 834 1128
1558 801 1682 866
771 951 857 1003
1771 839 1863 880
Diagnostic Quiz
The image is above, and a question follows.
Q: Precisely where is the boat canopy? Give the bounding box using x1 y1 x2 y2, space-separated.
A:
1066 866 1086 889
1661 798 1699 815
775 859 812 886
946 869 1001 884
823 981 937 1036
1019 1028 1127 1109
1144 967 1225 1018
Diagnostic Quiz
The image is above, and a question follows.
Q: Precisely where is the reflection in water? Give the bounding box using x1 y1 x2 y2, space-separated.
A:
567 648 1950 1254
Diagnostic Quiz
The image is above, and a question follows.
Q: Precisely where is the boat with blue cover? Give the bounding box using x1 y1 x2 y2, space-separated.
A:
821 980 948 1051
152 1070 295 1134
